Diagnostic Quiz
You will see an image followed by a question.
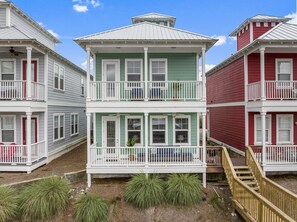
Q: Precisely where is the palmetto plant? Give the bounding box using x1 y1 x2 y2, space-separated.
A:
0 186 19 222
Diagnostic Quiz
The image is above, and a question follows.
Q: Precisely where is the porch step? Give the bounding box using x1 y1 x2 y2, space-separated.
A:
234 165 260 192
237 175 254 180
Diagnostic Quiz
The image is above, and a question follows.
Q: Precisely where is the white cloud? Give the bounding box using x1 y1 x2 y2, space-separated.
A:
47 29 59 38
229 36 236 41
212 35 227 46
197 64 216 79
38 22 44 27
81 59 94 73
73 4 88 12
91 0 101 7
285 13 297 24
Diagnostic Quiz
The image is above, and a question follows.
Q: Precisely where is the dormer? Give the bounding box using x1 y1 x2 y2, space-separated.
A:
230 15 291 51
132 13 176 27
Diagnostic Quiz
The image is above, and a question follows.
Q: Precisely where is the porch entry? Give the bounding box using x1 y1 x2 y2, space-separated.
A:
102 60 119 100
22 60 38 97
102 116 119 157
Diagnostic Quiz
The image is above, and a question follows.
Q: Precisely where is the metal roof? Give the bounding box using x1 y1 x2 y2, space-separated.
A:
132 13 175 20
0 26 32 40
229 14 290 37
259 23 297 41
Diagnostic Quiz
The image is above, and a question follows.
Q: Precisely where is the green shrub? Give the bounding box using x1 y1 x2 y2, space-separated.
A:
165 174 203 207
19 177 70 221
0 186 19 222
75 193 108 222
124 174 165 209
209 193 224 210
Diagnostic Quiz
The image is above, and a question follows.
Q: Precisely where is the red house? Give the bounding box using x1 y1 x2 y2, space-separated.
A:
207 15 297 173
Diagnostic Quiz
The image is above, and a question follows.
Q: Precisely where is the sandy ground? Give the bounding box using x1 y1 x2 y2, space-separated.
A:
269 174 297 195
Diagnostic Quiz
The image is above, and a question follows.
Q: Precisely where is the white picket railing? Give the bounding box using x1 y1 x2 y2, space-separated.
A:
89 81 203 101
247 81 261 101
31 82 45 101
90 145 204 167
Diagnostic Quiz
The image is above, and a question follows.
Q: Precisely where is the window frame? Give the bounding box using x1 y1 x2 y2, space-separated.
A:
0 115 16 143
150 116 167 145
53 62 65 91
275 59 293 87
276 114 294 145
173 115 191 145
271 22 276 27
125 59 143 88
256 22 261 27
254 114 272 145
0 59 16 81
53 113 65 142
125 116 143 146
70 113 79 136
81 76 85 96
264 22 268 27
150 58 168 83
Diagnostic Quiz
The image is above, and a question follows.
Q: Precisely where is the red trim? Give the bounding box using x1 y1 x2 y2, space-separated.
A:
22 117 38 145
22 60 37 81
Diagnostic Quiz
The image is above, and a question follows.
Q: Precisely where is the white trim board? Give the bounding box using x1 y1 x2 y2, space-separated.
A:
209 137 245 156
207 102 245 108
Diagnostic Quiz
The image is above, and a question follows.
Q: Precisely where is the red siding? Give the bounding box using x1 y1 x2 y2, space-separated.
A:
207 57 245 105
253 22 277 40
237 26 250 51
249 112 297 145
209 106 245 152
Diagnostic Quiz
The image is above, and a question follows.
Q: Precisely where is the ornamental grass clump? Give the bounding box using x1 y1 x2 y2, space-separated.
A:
0 186 19 222
74 193 108 222
124 174 165 209
19 177 70 221
165 174 203 207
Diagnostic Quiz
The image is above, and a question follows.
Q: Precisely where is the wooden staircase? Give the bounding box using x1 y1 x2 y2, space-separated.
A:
234 166 260 192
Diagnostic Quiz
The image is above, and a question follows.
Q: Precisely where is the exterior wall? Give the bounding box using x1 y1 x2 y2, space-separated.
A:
47 106 87 152
253 22 277 40
0 7 6 27
237 25 250 51
48 55 86 103
10 10 55 50
95 53 197 81
207 57 245 105
248 112 297 145
209 106 246 152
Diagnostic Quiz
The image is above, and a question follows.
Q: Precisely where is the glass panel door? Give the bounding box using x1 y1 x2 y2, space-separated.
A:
103 61 119 100
103 117 118 157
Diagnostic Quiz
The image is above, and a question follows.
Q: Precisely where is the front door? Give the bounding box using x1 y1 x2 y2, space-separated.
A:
102 117 119 158
22 60 38 98
102 61 119 100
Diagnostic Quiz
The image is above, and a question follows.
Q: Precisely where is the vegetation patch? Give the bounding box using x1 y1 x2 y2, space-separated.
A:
0 186 19 222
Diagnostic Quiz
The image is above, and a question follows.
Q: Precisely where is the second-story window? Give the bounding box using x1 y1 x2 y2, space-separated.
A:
54 63 65 91
126 59 142 88
276 59 292 87
150 59 167 82
81 76 85 96
0 60 15 80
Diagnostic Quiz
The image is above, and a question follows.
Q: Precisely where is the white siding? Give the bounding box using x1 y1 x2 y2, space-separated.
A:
0 8 6 27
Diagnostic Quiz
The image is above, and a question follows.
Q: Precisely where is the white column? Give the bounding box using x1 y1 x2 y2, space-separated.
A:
144 112 149 166
260 47 266 101
86 48 91 101
196 53 200 81
202 112 207 188
197 112 200 147
44 53 49 160
92 52 96 82
6 7 10 27
93 113 96 146
144 47 148 101
201 47 206 101
86 112 91 187
244 54 249 146
26 112 32 165
261 112 266 166
26 47 32 100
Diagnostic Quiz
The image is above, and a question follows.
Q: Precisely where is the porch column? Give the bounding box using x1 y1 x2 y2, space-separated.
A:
196 53 200 81
26 112 32 165
197 112 200 147
202 112 207 188
260 47 266 101
26 47 32 100
86 112 91 187
261 111 266 166
92 52 96 81
93 113 97 146
201 47 206 101
86 48 91 101
144 47 148 101
144 112 149 166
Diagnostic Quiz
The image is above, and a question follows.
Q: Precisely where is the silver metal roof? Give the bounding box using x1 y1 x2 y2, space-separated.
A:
132 13 175 20
0 26 32 40
259 23 297 41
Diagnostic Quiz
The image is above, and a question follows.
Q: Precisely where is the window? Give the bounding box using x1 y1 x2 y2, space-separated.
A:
254 115 271 145
271 22 276 27
151 116 167 144
125 59 142 87
264 22 268 27
242 28 245 33
81 77 85 96
174 116 190 144
277 115 293 144
0 116 15 143
71 114 79 136
54 63 65 91
276 59 293 87
126 116 142 144
0 60 15 80
150 59 167 82
256 22 261 27
53 114 65 141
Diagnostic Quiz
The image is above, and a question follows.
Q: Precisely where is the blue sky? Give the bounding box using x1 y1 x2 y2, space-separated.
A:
12 0 296 70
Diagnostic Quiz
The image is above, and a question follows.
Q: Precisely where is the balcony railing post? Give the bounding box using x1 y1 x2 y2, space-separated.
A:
260 47 266 101
144 47 148 101
26 111 32 165
26 47 32 100
144 112 149 166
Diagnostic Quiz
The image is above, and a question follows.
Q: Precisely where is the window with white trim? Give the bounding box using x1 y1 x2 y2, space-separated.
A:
151 116 167 144
54 63 65 91
0 116 15 143
254 115 271 145
81 76 85 96
264 22 268 27
150 59 167 82
277 115 293 144
256 22 261 27
174 117 190 144
71 113 79 136
126 117 142 144
53 114 65 141
271 22 276 27
276 59 293 87
0 60 15 80
125 59 142 88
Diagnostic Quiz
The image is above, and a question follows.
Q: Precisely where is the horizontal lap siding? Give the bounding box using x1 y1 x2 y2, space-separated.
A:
237 27 250 51
209 106 245 152
207 57 244 104
0 8 6 27
253 22 275 40
248 53 260 83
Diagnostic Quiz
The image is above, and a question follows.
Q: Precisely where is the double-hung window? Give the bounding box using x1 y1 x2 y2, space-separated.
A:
276 59 293 87
151 116 167 144
54 63 65 91
277 115 293 144
81 77 85 96
254 115 271 145
0 116 15 143
174 116 190 144
150 59 167 87
126 59 142 90
0 60 15 80
71 113 79 136
126 116 142 144
54 114 65 141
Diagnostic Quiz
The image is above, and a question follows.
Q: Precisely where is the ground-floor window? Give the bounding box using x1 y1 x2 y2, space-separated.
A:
277 114 293 144
174 116 190 144
71 113 79 136
0 116 15 143
150 116 167 144
254 115 271 145
126 116 142 144
53 114 65 141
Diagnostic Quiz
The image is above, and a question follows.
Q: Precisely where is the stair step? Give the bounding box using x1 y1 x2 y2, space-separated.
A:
238 175 254 180
234 166 249 169
244 181 257 185
235 171 253 175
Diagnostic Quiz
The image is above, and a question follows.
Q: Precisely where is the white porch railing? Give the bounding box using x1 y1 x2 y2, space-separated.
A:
248 81 297 101
90 145 204 167
252 145 297 164
90 81 203 101
0 80 45 101
0 140 46 164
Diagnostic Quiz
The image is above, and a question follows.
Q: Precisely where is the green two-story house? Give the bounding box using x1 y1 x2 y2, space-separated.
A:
75 13 217 187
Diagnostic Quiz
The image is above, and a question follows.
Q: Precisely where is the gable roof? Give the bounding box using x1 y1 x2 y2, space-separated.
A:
0 26 32 40
132 13 176 25
229 14 291 37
